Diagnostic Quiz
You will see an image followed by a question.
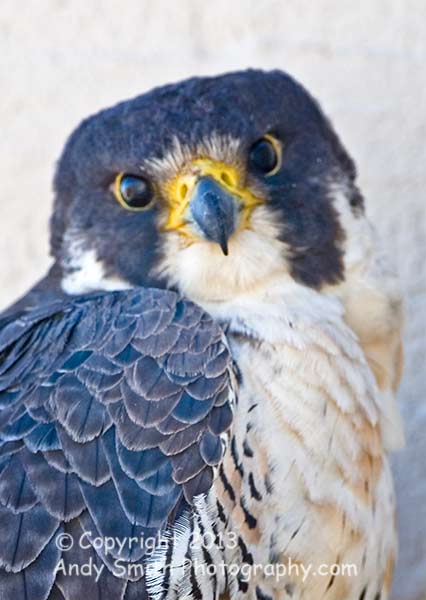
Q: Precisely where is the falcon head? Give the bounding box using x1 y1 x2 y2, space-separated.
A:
52 69 365 303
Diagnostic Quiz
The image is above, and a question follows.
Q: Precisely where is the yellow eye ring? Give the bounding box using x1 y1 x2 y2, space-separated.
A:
248 134 282 177
113 172 155 211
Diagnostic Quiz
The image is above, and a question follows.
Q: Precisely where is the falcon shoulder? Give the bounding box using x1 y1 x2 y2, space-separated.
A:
0 287 235 600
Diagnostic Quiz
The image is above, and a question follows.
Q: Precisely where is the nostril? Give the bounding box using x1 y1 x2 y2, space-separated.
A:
220 172 234 187
179 183 188 200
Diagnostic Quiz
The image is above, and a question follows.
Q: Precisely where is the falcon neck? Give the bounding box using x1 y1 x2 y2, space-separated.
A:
196 276 347 343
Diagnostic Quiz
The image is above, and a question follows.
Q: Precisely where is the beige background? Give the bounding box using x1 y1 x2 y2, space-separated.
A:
1 1 425 597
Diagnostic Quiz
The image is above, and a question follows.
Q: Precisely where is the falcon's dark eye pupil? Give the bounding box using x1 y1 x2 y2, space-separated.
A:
118 175 152 209
249 138 279 175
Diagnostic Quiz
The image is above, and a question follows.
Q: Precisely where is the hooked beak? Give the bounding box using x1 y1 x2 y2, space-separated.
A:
163 158 264 252
188 176 239 256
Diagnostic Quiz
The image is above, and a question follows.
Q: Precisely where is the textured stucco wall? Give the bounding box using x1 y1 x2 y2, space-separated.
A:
1 1 425 598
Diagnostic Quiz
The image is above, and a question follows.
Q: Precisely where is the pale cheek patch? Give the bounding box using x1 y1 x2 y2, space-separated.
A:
61 248 131 295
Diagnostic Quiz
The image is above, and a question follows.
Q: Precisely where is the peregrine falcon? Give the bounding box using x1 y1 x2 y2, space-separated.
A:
0 70 404 600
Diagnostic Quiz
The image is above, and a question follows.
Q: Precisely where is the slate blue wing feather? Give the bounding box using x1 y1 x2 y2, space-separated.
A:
0 287 235 600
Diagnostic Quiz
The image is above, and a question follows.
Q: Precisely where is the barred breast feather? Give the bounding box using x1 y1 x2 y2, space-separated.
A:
0 281 399 600
179 277 398 600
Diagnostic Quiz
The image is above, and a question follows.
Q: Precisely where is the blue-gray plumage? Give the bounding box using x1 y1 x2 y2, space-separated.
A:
0 289 234 598
0 69 402 600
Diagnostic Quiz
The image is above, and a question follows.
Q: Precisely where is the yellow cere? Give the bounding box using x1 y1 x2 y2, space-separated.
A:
163 158 264 234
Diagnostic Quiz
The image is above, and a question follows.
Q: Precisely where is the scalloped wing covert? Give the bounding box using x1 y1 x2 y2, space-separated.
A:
0 288 235 599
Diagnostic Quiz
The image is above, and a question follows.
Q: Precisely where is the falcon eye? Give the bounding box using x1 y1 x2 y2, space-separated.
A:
248 135 281 176
114 173 154 211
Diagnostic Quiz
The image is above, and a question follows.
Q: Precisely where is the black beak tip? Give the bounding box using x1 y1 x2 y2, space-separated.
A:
219 237 229 256
189 176 236 257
